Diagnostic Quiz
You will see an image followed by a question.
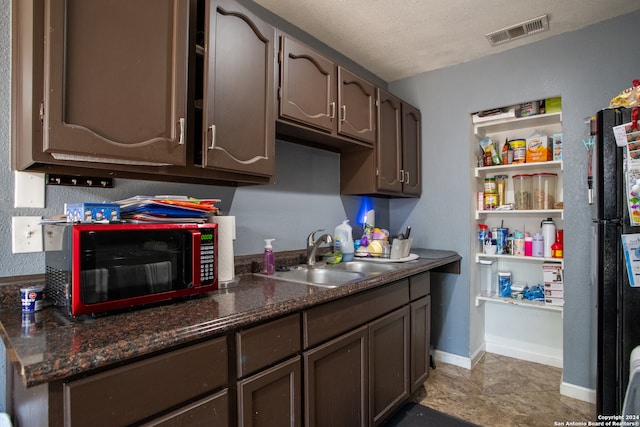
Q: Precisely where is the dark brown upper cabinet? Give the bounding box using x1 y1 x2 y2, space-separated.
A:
42 0 190 166
12 0 273 185
278 34 376 150
198 0 275 178
340 89 422 197
401 102 422 196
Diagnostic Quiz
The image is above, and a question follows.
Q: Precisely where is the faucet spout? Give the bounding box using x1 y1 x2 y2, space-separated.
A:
306 230 333 266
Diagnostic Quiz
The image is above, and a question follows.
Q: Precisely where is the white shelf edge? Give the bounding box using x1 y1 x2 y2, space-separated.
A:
475 209 563 220
474 112 562 137
474 160 563 177
475 295 563 312
475 253 563 265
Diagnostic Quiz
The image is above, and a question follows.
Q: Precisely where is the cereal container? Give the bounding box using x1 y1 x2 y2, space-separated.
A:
532 173 557 209
512 174 532 210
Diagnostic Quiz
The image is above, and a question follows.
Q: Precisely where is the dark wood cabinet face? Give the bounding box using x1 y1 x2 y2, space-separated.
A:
402 103 422 195
238 357 302 427
377 89 403 192
201 0 275 177
410 296 431 393
337 67 376 144
369 307 410 426
279 35 336 133
304 326 369 427
43 0 189 165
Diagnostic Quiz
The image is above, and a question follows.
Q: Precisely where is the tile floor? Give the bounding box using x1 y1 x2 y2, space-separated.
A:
415 352 597 427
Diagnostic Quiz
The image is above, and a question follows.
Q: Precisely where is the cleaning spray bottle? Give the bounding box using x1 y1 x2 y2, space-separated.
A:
334 220 354 262
263 239 275 275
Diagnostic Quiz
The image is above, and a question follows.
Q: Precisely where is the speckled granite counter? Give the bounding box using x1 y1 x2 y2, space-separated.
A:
0 248 460 388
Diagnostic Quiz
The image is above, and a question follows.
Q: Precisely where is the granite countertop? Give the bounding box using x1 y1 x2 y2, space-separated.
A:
0 248 460 388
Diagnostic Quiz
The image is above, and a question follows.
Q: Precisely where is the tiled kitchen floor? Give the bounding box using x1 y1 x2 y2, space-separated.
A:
416 353 597 426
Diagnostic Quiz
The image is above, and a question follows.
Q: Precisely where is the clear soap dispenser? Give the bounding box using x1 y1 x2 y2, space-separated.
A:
263 239 275 275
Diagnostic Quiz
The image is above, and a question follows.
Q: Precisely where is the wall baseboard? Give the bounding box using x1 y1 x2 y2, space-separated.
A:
485 342 563 368
560 381 596 404
433 349 472 369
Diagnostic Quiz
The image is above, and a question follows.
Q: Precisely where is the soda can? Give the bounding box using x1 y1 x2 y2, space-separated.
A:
21 285 44 313
496 228 508 254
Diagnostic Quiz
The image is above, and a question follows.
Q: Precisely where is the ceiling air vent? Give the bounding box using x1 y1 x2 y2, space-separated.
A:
486 15 549 46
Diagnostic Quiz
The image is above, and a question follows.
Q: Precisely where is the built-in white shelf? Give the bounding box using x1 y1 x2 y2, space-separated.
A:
475 295 563 312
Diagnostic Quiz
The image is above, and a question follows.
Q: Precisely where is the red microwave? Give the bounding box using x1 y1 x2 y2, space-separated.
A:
44 223 217 316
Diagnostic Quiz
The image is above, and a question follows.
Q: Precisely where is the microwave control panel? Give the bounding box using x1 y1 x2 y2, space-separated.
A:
200 228 216 284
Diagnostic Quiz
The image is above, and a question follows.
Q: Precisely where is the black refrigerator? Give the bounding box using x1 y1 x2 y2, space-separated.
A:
593 107 640 415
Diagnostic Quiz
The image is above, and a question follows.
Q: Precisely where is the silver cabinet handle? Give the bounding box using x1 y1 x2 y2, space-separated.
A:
329 102 336 119
405 171 410 185
340 105 346 122
400 169 405 183
207 124 216 149
178 118 185 145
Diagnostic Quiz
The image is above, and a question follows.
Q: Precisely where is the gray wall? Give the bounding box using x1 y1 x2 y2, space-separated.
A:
390 11 640 391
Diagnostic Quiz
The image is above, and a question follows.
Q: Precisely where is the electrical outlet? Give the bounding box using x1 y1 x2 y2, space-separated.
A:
14 171 45 208
12 216 43 253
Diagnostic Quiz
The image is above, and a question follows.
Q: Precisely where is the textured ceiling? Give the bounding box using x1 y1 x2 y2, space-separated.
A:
253 0 640 82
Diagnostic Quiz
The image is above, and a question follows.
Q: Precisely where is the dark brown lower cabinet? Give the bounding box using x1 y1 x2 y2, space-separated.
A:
370 307 410 426
304 326 369 427
10 273 438 426
141 389 229 427
409 272 432 393
410 296 431 393
238 357 302 427
62 337 228 427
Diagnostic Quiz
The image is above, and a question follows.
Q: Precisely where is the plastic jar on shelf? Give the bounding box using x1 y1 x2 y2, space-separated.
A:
479 260 497 297
532 173 557 210
512 174 532 210
495 175 507 206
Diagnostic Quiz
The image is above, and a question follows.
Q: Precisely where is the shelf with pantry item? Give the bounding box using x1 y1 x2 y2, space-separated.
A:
475 252 563 265
474 295 563 312
475 160 563 178
475 209 563 220
474 112 562 138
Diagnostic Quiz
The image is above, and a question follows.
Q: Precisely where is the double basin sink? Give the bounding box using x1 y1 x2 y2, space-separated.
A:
255 261 402 288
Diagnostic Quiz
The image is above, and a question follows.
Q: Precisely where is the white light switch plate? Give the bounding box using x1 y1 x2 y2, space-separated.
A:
14 171 45 208
12 216 43 253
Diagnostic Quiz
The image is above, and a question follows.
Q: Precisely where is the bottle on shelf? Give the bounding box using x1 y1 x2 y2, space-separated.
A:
541 218 556 258
551 230 563 258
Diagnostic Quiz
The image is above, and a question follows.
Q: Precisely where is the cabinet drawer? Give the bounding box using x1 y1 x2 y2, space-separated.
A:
409 272 430 301
64 337 228 427
142 389 229 427
304 279 409 348
236 314 301 378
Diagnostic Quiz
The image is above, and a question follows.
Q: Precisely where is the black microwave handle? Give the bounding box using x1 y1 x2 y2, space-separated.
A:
191 230 201 287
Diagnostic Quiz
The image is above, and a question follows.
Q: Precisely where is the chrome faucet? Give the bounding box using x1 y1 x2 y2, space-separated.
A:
306 229 333 266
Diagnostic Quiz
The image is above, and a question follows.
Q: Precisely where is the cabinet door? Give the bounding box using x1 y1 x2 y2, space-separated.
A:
304 326 368 427
410 296 431 393
279 35 336 133
402 102 422 195
238 357 302 427
377 89 403 192
337 67 376 144
369 306 410 426
202 0 275 176
43 0 189 165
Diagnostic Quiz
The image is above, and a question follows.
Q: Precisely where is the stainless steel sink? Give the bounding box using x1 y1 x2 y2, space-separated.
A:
328 261 400 274
259 266 365 288
255 261 399 288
